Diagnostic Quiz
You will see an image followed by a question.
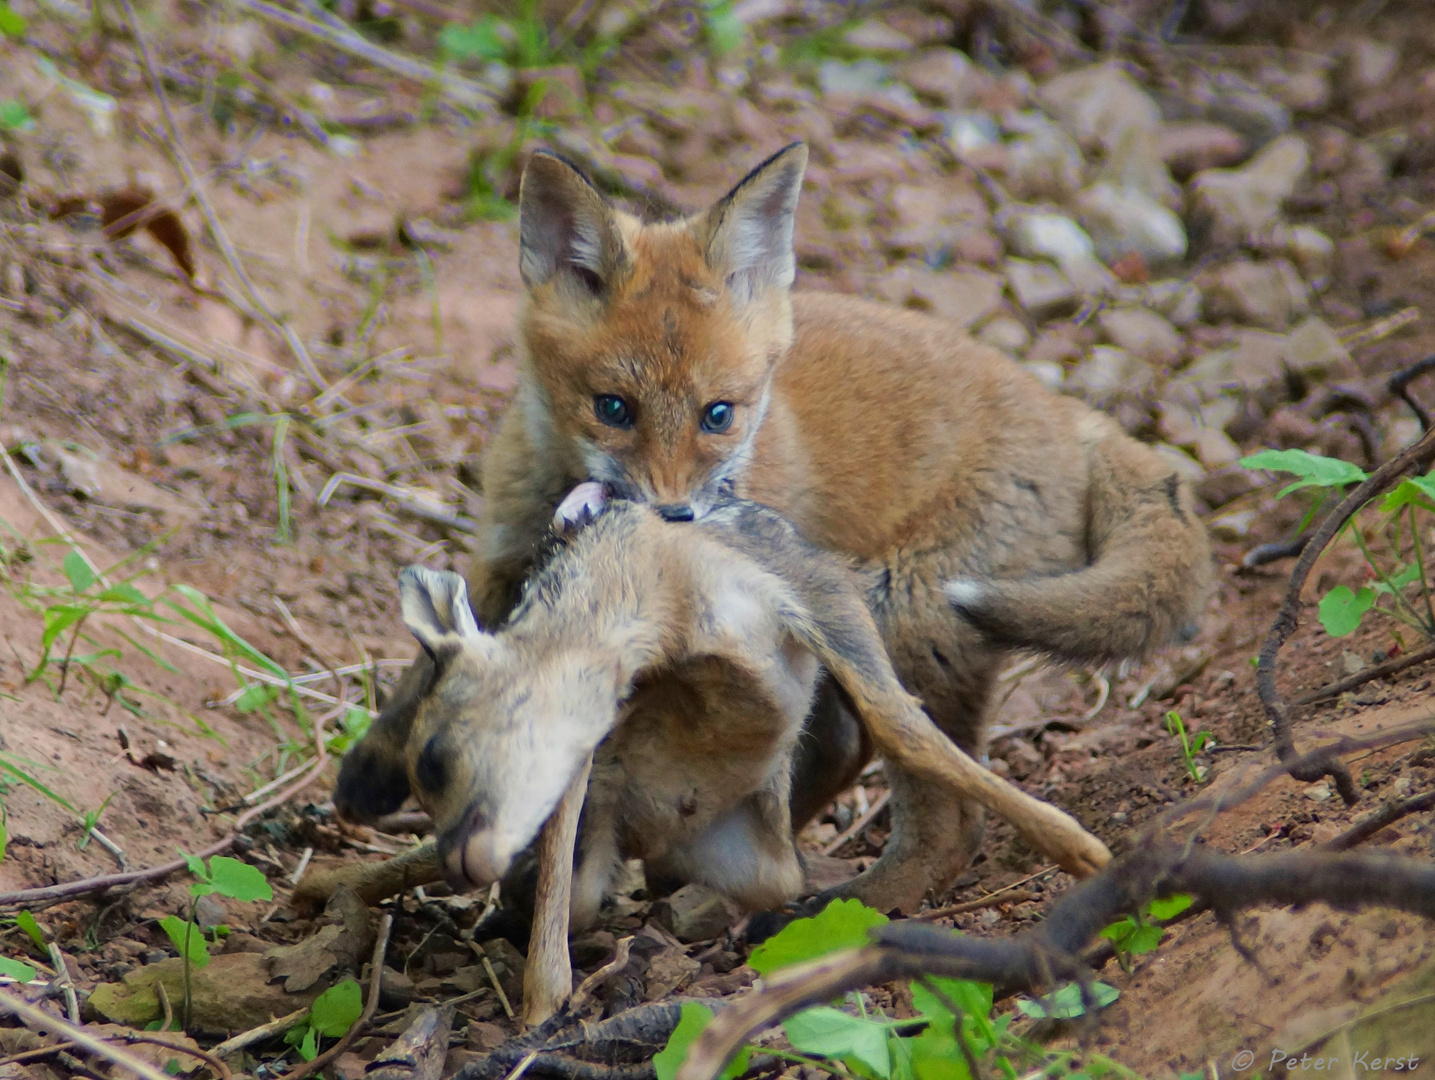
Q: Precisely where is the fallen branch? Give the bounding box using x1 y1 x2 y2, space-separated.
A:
1255 422 1435 800
0 989 173 1080
676 845 1435 1080
1289 640 1435 706
364 1003 451 1080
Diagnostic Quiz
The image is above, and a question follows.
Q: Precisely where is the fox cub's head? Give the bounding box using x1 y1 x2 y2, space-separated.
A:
518 142 809 522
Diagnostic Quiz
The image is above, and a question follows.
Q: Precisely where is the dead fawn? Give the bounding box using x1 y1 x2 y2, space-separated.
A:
405 143 1210 914
334 485 1108 929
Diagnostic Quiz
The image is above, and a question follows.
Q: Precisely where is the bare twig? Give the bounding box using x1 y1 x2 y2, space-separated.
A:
1256 423 1435 800
209 1007 310 1058
1290 641 1435 706
1325 790 1435 851
47 943 79 1024
1388 355 1435 432
570 937 635 1013
0 989 173 1080
276 912 394 1080
119 1034 233 1080
484 955 517 1020
821 790 891 857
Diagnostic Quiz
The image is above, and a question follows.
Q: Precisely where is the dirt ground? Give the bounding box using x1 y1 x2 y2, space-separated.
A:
1 0 1435 1076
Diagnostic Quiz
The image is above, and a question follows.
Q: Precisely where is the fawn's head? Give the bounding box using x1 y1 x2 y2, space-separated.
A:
396 565 616 890
518 143 808 522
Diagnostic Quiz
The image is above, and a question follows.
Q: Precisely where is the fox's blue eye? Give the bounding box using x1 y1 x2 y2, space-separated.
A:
594 395 633 429
701 401 734 433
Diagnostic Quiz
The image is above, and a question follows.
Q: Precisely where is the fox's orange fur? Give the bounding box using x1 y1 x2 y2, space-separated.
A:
436 144 1211 913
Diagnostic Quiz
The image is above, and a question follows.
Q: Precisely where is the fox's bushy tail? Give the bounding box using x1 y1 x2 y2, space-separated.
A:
947 428 1213 663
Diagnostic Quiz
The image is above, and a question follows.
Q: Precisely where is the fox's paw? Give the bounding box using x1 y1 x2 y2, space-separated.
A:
553 481 608 537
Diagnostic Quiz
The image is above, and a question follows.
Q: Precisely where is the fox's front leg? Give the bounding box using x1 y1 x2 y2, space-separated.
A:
466 398 577 626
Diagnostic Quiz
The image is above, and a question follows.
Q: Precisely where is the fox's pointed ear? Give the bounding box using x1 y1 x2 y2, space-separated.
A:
699 142 808 307
399 565 486 661
519 152 628 295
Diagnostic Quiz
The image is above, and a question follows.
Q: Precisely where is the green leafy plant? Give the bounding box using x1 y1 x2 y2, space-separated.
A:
0 956 37 982
748 898 889 976
438 0 615 77
0 100 32 131
1098 893 1194 971
1164 710 1214 783
284 978 364 1060
165 853 273 1029
658 899 1125 1080
702 0 745 56
0 2 26 39
1242 448 1435 641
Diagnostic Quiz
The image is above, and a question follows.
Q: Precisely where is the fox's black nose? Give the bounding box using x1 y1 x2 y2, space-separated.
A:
656 503 695 522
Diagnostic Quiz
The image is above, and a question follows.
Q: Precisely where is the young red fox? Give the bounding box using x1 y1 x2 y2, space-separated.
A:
342 143 1211 915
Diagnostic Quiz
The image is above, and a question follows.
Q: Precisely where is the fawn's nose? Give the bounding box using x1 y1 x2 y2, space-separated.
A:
656 503 695 522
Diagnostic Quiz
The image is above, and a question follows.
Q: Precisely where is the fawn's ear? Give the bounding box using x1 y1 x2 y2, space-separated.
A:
697 142 808 307
519 151 629 296
399 566 486 661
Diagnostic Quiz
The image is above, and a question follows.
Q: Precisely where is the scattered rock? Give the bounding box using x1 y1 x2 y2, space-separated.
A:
380 966 415 1009
1066 346 1152 405
1339 38 1399 97
1096 307 1182 367
1203 86 1292 148
1151 443 1206 483
481 938 526 1004
898 49 984 107
1158 122 1249 179
643 949 702 1000
1002 209 1096 264
88 953 323 1034
844 20 914 53
1073 182 1187 268
1192 425 1243 468
1201 258 1309 330
193 895 227 929
654 883 735 943
875 264 1003 327
1189 134 1309 250
1285 225 1336 285
1040 62 1161 152
977 316 1030 354
1005 258 1079 320
1022 359 1065 390
1098 125 1178 206
1210 509 1257 540
1145 279 1204 327
1259 66 1331 115
468 1020 508 1051
1000 113 1085 200
1283 317 1353 381
802 853 860 892
818 58 891 100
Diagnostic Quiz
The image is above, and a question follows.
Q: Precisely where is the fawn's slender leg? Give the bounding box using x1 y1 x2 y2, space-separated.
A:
522 755 592 1027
